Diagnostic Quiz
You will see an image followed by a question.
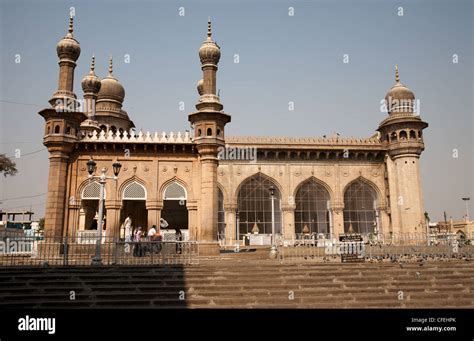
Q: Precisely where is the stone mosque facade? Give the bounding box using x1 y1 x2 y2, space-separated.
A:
39 17 428 255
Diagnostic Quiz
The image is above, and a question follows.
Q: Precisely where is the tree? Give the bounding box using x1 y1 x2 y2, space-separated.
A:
0 154 17 177
38 218 45 231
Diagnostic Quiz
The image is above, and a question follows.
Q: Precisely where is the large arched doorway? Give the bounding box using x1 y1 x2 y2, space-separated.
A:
121 181 147 231
295 179 331 235
343 180 379 234
237 173 282 240
79 181 106 231
162 182 188 237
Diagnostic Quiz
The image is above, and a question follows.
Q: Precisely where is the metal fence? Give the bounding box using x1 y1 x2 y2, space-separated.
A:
277 232 474 263
0 231 199 267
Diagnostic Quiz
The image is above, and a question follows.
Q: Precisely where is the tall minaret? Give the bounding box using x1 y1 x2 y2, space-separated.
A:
80 55 101 135
189 19 231 255
39 16 86 236
49 16 81 110
378 66 428 235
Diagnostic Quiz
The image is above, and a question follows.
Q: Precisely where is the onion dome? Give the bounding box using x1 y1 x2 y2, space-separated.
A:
81 55 101 94
384 65 415 114
198 18 220 65
97 56 125 104
56 16 81 61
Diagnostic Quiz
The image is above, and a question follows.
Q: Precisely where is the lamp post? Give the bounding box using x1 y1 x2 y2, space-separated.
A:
269 186 278 259
87 158 121 266
462 197 470 221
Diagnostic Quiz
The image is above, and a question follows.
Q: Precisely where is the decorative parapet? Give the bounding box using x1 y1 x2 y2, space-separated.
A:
225 135 382 147
79 129 193 144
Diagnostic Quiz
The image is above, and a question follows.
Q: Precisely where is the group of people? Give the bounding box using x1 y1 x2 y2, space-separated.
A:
122 215 184 256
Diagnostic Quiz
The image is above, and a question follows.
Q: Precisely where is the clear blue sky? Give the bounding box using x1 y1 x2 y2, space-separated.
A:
0 0 472 222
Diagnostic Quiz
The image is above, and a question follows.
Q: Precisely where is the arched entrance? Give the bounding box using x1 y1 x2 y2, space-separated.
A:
343 180 379 234
295 179 331 235
121 181 147 231
80 181 106 231
162 182 188 234
237 173 282 240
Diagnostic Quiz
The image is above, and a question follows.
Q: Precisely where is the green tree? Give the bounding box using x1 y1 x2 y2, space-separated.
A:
0 154 17 177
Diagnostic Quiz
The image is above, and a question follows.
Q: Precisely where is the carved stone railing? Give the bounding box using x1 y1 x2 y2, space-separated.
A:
80 129 193 144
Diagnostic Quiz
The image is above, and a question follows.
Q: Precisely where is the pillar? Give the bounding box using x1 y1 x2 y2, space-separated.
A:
187 200 198 241
105 200 122 240
146 200 163 231
331 202 345 237
224 204 237 244
282 204 295 240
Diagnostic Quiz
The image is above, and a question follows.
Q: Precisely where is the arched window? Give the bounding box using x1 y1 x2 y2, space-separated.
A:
119 128 124 138
163 182 187 200
399 130 408 140
65 126 71 135
198 129 202 137
390 132 398 142
343 180 378 234
418 131 422 139
207 128 212 136
54 125 60 134
295 180 330 235
237 173 282 235
110 126 117 135
122 181 147 200
217 128 221 136
100 125 107 132
81 181 106 200
409 130 417 139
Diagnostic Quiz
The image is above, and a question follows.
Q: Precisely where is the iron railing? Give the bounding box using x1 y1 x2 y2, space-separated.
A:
0 231 199 266
277 232 474 263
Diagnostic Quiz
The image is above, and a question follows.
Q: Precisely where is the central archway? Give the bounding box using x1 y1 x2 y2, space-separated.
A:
162 181 188 234
121 181 147 232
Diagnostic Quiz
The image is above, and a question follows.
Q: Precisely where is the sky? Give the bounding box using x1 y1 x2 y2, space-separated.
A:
0 0 472 222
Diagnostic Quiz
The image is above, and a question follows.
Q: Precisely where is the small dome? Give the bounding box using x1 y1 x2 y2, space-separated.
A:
198 19 220 65
56 17 80 61
385 66 415 113
97 57 125 103
81 56 101 94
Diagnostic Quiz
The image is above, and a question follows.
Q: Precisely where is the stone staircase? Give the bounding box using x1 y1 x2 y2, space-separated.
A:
0 257 473 308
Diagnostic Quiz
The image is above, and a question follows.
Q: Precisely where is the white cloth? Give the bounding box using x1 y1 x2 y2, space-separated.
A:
160 218 169 229
147 227 156 237
124 217 132 229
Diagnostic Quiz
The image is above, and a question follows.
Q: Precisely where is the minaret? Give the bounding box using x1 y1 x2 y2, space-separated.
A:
378 66 428 235
39 16 86 236
49 16 81 110
189 19 231 255
80 55 101 135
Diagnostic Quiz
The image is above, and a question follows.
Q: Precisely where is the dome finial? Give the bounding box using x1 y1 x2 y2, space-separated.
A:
90 55 95 73
395 64 400 83
108 55 113 76
68 15 74 35
207 17 212 40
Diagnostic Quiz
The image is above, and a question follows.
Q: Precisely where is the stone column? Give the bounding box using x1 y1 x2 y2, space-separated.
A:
224 204 237 244
187 200 198 241
67 202 80 238
281 204 296 240
146 200 163 231
105 200 122 240
331 202 345 237
44 149 71 236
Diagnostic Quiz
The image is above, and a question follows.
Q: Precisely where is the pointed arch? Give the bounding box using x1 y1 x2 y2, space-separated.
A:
294 177 332 235
342 176 381 202
293 176 333 200
119 176 148 200
234 172 283 202
342 176 381 234
79 179 106 200
236 172 282 236
160 177 189 200
122 182 147 200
